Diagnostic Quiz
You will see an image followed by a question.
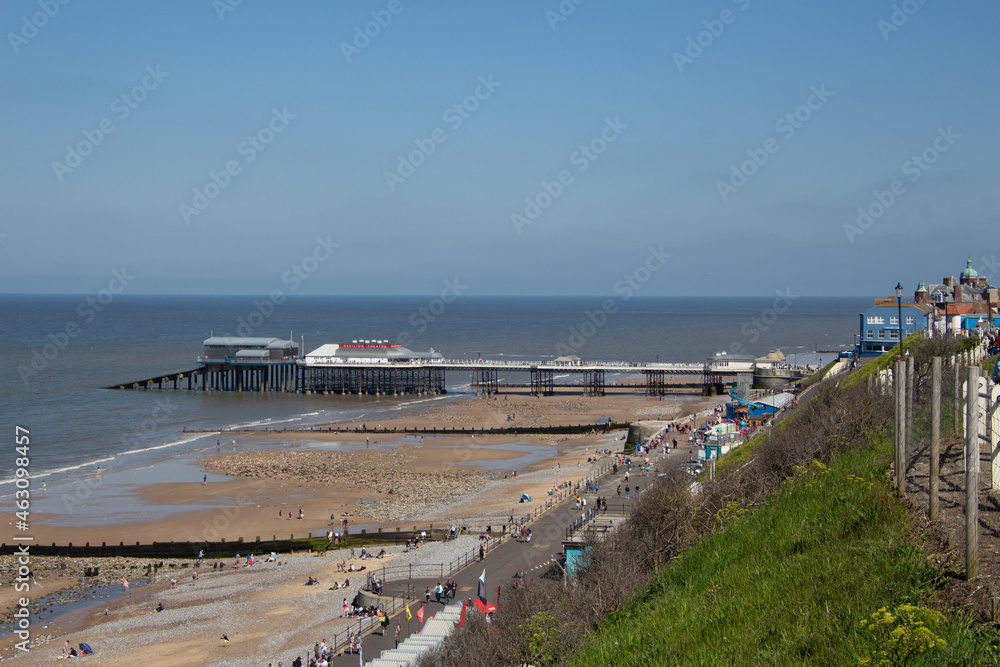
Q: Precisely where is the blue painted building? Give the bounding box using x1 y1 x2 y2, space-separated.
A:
858 298 932 357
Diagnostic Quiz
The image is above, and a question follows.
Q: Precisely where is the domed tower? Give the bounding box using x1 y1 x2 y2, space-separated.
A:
915 281 928 304
960 258 978 286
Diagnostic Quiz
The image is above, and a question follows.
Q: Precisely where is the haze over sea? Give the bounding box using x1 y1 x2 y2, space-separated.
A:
1 294 867 521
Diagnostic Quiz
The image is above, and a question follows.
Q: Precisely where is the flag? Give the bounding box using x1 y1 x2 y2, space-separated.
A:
459 600 467 628
477 568 487 604
417 604 425 623
405 603 412 622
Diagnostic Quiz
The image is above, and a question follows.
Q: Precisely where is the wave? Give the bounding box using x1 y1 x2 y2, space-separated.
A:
0 455 117 486
117 432 208 456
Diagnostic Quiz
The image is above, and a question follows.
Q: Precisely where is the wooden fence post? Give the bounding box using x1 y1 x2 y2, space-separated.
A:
991 382 1000 491
895 360 906 495
906 355 915 465
954 357 962 437
930 357 941 521
966 366 980 580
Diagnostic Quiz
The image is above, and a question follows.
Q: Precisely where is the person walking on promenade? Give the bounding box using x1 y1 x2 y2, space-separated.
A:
617 485 622 498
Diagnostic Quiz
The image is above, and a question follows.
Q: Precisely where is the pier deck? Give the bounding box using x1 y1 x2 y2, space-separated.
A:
106 359 757 397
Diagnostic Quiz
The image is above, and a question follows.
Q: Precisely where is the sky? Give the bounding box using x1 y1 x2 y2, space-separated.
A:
2 0 999 297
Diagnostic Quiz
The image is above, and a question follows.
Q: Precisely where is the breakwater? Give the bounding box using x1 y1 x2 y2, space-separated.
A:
0 527 451 559
182 422 628 436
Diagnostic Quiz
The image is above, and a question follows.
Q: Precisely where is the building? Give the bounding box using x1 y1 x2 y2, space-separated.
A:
303 340 443 365
858 260 998 355
915 259 998 334
858 301 932 357
201 336 299 362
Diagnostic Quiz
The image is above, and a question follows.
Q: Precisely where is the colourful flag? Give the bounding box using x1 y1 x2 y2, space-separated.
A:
477 568 487 604
405 603 412 622
459 600 467 628
417 603 425 623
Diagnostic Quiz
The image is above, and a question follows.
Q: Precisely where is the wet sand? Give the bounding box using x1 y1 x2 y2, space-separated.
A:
25 390 712 547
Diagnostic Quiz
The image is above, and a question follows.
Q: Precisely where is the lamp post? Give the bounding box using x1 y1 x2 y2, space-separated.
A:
895 282 904 355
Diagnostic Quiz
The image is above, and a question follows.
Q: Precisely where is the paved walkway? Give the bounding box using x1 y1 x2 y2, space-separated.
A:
327 458 642 665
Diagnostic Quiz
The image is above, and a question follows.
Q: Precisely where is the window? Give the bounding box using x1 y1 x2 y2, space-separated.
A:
906 316 914 325
889 316 899 325
867 329 874 339
878 330 885 340
866 315 885 324
889 330 899 340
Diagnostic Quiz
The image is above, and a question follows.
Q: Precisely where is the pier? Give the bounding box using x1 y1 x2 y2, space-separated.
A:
106 359 746 397
104 336 789 397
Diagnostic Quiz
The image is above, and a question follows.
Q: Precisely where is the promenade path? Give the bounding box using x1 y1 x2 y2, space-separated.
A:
323 447 699 666
327 461 635 665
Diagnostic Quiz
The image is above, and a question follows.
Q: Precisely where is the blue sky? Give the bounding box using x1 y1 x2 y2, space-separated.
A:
2 0 998 297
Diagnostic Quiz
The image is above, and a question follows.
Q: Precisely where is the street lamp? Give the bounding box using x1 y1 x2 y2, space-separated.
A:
895 282 904 354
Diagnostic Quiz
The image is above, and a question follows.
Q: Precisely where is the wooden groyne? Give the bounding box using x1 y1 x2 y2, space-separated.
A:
0 527 450 559
182 422 629 437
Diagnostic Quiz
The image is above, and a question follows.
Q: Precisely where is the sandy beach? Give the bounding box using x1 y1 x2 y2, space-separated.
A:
22 390 713 547
1 389 728 664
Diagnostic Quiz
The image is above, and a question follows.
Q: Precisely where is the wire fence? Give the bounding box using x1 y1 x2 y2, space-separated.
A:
877 336 997 583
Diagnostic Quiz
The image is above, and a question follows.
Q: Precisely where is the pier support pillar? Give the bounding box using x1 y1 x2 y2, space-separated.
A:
530 368 554 396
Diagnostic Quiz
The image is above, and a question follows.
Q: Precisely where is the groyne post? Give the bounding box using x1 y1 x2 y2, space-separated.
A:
965 366 980 580
930 357 941 521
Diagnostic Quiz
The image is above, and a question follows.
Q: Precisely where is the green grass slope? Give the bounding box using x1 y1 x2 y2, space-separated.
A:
569 432 997 666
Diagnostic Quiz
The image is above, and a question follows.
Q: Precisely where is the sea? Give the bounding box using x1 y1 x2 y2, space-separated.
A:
0 294 869 525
